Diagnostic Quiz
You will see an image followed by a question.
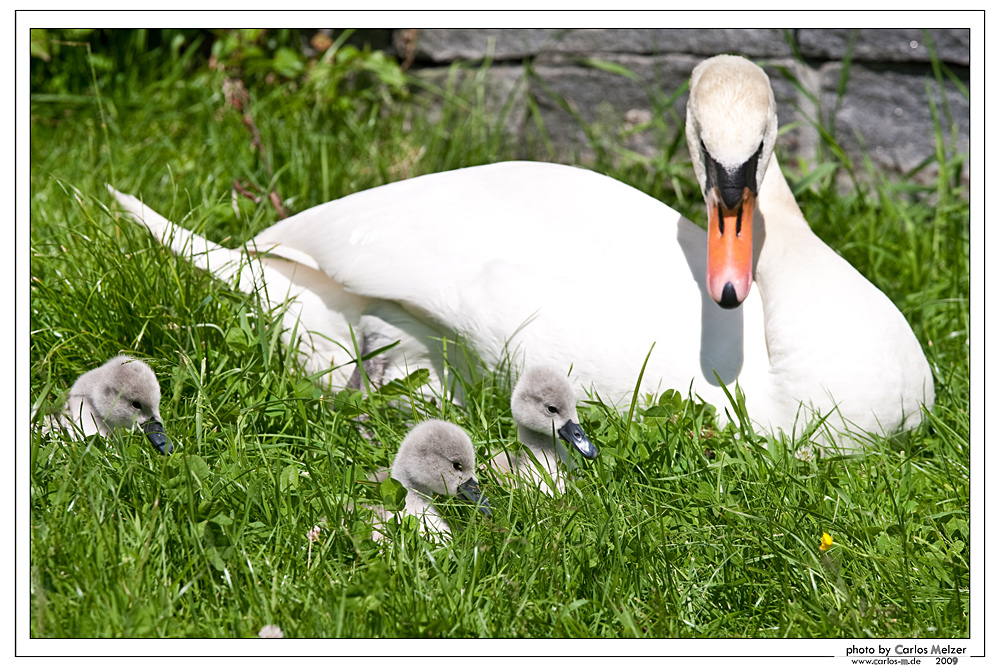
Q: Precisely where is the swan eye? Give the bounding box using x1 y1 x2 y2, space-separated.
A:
452 461 462 471
131 401 142 410
546 405 559 414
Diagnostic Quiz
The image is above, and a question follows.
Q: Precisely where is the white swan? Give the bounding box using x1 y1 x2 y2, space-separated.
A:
109 54 934 448
44 355 173 454
368 419 491 541
491 366 598 495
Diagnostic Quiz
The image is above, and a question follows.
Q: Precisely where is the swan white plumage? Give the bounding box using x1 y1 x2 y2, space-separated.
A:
43 355 173 454
109 54 934 448
491 366 598 495
368 419 491 541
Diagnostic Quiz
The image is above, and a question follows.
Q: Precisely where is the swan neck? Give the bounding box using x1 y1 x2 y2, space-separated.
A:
68 395 107 436
516 424 568 465
405 487 434 511
753 153 816 290
389 467 424 497
757 154 806 232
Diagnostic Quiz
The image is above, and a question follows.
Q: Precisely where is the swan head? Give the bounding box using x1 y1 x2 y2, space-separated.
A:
511 366 598 460
686 54 778 308
390 420 491 517
75 356 172 454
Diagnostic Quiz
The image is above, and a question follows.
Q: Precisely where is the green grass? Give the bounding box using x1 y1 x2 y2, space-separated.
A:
29 31 969 639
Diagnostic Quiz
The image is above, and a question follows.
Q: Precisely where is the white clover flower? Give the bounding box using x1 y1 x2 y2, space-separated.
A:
258 624 283 638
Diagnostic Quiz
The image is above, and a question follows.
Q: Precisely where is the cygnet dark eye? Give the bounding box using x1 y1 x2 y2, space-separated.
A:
546 405 559 414
131 401 142 410
452 461 462 471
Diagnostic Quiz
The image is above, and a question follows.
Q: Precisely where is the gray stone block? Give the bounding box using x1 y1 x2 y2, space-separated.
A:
410 28 795 63
526 53 696 161
527 54 814 164
549 28 795 58
394 29 971 181
821 62 970 180
410 29 563 62
798 29 970 66
409 64 530 137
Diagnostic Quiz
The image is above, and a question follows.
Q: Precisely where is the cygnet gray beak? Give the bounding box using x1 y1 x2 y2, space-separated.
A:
457 477 492 518
141 420 173 455
558 419 598 459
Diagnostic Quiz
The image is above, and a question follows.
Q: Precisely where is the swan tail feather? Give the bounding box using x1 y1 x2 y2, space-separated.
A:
106 185 259 292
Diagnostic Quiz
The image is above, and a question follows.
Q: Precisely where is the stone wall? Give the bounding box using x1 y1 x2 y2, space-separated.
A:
391 28 970 181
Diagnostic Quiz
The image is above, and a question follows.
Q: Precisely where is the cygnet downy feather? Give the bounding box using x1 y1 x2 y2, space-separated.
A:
369 419 490 541
45 355 172 454
491 366 597 495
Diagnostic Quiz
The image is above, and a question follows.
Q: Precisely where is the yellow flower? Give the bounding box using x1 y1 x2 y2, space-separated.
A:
820 532 834 551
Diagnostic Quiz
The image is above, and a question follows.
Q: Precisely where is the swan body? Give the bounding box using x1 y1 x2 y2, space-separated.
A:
369 419 490 541
491 366 598 495
44 356 172 454
110 54 934 448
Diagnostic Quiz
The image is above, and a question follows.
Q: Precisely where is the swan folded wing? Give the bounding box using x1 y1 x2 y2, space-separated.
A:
248 241 323 272
248 162 676 304
245 162 691 364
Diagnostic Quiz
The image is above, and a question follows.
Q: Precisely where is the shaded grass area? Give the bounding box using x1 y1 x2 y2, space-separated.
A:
29 32 969 638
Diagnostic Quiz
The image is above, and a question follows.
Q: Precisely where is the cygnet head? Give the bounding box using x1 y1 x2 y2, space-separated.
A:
685 54 778 309
511 366 598 459
71 356 172 454
390 420 491 517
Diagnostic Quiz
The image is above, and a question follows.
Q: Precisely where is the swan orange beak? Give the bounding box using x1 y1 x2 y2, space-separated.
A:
706 187 755 309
